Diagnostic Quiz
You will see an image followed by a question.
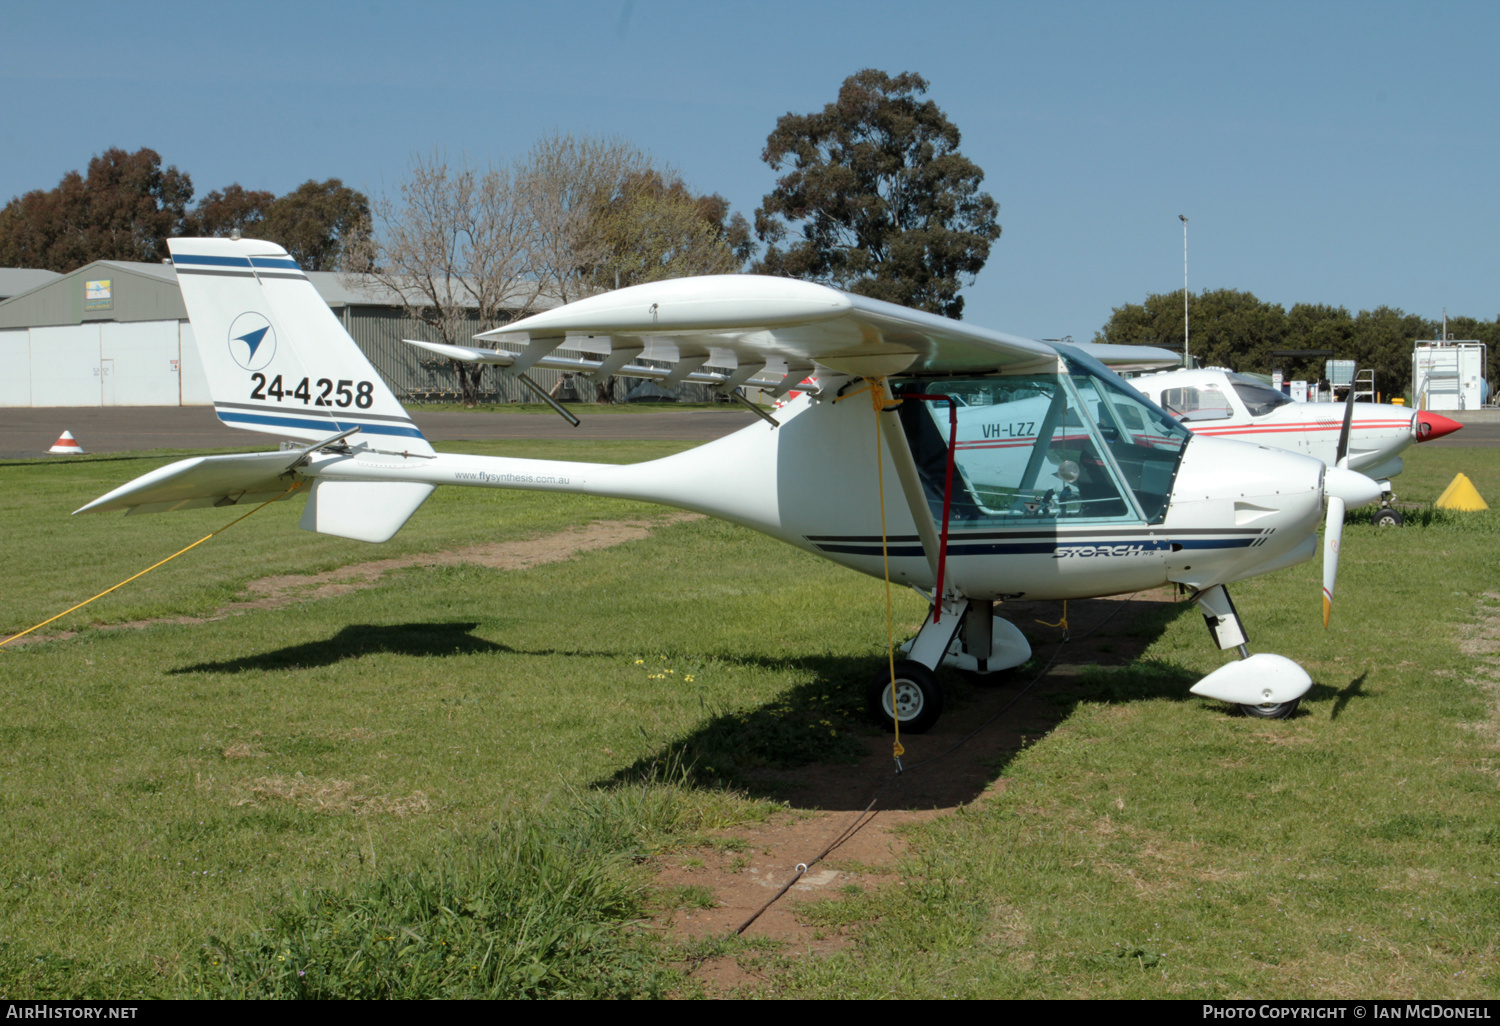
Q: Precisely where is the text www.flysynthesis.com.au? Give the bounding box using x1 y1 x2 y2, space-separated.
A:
455 471 570 486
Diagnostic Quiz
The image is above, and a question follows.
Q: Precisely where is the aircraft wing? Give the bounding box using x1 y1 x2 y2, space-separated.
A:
408 276 1096 391
1069 342 1182 372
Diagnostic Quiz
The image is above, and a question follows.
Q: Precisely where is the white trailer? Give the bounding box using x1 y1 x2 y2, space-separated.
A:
1413 341 1487 411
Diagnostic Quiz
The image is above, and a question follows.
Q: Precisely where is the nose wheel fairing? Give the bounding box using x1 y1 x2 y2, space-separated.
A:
1189 584 1313 712
898 598 1034 675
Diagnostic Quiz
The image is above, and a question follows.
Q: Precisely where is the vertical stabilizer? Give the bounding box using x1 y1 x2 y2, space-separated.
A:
167 237 433 454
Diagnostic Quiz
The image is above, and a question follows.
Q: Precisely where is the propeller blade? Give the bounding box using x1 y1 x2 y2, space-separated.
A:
1335 368 1358 467
1322 495 1345 628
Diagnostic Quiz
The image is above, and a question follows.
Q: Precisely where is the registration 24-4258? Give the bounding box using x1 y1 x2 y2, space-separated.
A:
250 374 374 409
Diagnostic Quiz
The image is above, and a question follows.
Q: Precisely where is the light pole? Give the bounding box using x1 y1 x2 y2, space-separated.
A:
1179 214 1189 367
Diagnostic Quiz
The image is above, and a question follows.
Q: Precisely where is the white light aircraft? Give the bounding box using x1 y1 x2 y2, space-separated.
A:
1128 367 1462 526
77 238 1386 729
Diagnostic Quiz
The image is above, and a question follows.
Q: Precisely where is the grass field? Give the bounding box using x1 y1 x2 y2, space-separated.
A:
0 435 1496 997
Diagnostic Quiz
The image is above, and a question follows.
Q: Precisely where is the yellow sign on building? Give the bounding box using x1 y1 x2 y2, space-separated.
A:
84 279 112 311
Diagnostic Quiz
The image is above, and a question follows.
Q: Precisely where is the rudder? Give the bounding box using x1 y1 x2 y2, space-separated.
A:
167 237 434 454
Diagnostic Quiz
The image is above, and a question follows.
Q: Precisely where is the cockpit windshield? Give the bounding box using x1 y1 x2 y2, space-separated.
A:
895 350 1190 526
1228 373 1294 417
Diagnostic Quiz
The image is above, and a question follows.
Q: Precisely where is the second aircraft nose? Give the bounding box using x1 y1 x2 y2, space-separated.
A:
1414 410 1463 442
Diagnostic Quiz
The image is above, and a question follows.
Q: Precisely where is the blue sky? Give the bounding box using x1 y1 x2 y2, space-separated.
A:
4 0 1496 341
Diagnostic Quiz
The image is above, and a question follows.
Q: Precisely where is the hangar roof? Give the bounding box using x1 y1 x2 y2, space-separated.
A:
0 268 63 301
0 260 561 329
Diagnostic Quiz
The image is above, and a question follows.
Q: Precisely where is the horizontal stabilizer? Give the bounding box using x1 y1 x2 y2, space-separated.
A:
74 451 304 516
299 479 434 543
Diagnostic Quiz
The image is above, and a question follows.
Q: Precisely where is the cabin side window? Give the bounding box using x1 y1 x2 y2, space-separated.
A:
894 376 1140 526
1160 386 1234 421
1227 373 1295 417
1056 345 1192 523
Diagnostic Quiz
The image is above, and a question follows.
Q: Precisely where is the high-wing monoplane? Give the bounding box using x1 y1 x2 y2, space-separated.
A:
77 239 1385 728
1129 366 1461 526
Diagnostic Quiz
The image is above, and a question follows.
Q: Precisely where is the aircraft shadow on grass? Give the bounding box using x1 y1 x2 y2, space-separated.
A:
168 622 506 674
590 594 1218 811
162 606 1376 812
591 597 1377 811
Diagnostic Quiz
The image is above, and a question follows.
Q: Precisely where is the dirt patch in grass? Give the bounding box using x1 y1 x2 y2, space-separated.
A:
223 514 700 611
5 513 700 644
662 588 1188 995
233 774 432 817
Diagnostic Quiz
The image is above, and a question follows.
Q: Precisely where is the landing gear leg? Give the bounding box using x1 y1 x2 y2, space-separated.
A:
1187 584 1311 717
1373 495 1404 527
966 599 993 674
1373 485 1404 527
897 598 1034 677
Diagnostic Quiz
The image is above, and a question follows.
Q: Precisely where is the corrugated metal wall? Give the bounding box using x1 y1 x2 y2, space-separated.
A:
340 307 549 402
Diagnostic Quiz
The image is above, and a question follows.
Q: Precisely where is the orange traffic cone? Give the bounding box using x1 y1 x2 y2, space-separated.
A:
48 431 86 455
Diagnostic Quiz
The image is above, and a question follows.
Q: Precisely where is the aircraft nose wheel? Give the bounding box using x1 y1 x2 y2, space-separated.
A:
868 660 944 734
1372 507 1403 527
1237 698 1301 719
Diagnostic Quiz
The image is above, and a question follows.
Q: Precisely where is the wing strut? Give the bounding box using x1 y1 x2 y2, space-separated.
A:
897 393 959 623
517 373 582 427
872 391 959 621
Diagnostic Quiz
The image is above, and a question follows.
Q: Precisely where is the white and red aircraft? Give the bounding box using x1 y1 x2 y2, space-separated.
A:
1128 367 1462 526
76 238 1385 729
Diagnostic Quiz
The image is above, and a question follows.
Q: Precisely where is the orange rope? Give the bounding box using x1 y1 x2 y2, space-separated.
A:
868 379 905 765
0 482 303 648
1036 599 1070 640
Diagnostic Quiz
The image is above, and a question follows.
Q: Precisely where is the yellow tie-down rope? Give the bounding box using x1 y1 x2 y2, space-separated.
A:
0 481 303 649
837 378 906 768
1037 600 1070 640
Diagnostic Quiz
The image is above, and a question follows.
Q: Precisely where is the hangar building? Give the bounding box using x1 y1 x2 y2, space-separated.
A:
0 261 601 407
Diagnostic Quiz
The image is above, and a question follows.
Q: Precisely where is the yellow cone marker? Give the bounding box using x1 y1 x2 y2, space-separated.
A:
1434 473 1489 511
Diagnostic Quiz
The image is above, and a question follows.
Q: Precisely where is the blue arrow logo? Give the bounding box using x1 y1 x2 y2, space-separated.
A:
235 325 269 361
226 312 276 371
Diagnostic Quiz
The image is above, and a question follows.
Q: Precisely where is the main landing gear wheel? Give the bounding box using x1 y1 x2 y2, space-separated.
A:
868 660 944 734
1372 507 1404 528
1237 698 1301 719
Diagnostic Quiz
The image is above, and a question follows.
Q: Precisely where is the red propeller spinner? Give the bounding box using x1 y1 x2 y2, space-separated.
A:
1414 410 1463 442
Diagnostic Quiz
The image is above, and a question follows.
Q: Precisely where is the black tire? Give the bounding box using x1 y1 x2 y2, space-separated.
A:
1237 698 1300 719
867 660 944 734
1372 507 1403 528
